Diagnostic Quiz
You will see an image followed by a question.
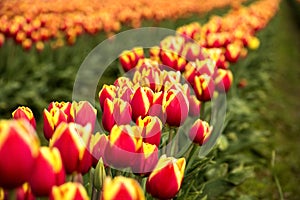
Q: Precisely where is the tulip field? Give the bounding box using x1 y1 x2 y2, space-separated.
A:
1 0 300 199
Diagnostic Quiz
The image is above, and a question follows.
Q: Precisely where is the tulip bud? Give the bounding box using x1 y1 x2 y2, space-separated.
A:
105 125 143 169
0 119 39 189
91 133 108 167
136 116 162 147
131 87 153 120
101 176 145 200
214 68 233 93
102 98 132 132
29 147 65 196
71 101 97 132
49 122 93 174
94 158 106 190
98 84 117 110
50 182 89 200
162 89 189 126
193 74 215 102
146 155 186 199
188 119 212 145
119 47 144 72
12 106 36 129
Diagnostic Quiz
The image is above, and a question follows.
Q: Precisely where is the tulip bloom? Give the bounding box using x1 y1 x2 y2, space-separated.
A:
49 122 93 174
98 84 117 109
71 101 97 132
132 142 158 175
101 176 145 200
29 147 65 196
105 125 143 169
119 47 144 72
193 74 215 102
47 101 73 122
102 98 132 132
91 132 108 167
0 119 40 189
50 182 89 200
162 89 189 126
188 119 212 145
214 68 233 93
12 106 36 129
131 87 153 120
136 116 162 147
146 155 186 199
43 107 68 140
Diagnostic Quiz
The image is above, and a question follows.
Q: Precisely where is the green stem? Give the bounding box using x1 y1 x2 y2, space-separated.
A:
186 145 199 172
8 189 16 200
167 127 175 156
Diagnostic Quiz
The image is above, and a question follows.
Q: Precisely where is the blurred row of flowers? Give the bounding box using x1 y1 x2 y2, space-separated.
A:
0 0 280 199
0 0 246 51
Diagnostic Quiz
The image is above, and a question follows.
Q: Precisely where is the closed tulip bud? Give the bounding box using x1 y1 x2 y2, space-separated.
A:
136 116 162 147
98 84 117 110
49 122 93 174
214 69 233 93
28 147 65 196
105 125 143 169
188 95 201 117
194 74 215 102
102 98 132 132
71 101 97 132
146 155 186 199
91 133 108 167
131 87 153 120
189 119 212 145
101 176 145 200
119 47 144 72
12 106 36 129
43 108 68 140
94 158 106 190
0 119 40 189
132 142 158 175
50 182 89 200
162 89 189 126
225 42 242 63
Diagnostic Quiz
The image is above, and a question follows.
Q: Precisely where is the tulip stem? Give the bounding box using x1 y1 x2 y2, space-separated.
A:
8 189 16 200
186 145 199 172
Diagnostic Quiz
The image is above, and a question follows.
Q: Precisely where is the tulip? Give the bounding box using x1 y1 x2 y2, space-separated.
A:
47 102 73 122
160 51 186 72
91 132 108 167
162 89 189 126
224 42 242 63
132 142 159 175
113 77 133 88
148 91 165 122
50 182 89 200
17 183 35 200
71 101 97 132
146 155 186 199
188 95 201 117
0 119 39 189
105 125 142 169
214 68 233 93
193 74 215 102
119 47 144 72
43 107 68 140
102 98 132 132
49 122 93 174
160 35 185 55
101 176 145 200
98 84 117 110
136 116 162 147
29 147 65 196
131 87 153 121
188 119 212 145
12 106 36 129
149 46 161 62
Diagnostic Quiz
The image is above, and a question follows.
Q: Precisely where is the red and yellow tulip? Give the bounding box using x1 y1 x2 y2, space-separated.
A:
12 106 36 129
50 182 89 200
189 119 212 145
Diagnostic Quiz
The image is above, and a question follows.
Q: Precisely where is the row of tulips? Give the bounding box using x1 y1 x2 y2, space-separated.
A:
0 0 246 51
0 0 281 199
